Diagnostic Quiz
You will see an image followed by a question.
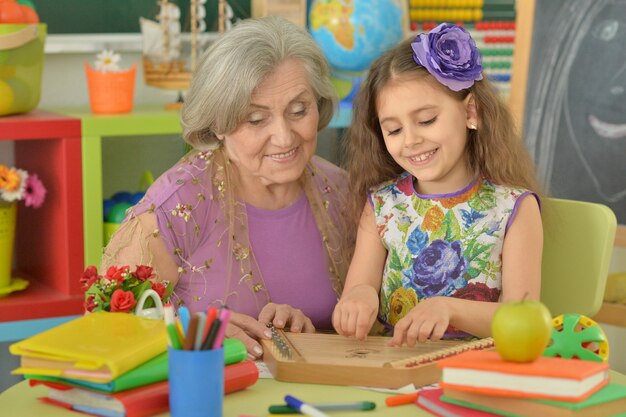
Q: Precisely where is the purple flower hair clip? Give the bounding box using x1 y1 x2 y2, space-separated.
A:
411 22 483 92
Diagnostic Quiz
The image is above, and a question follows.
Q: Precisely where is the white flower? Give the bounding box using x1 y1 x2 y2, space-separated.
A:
0 169 27 202
94 50 121 72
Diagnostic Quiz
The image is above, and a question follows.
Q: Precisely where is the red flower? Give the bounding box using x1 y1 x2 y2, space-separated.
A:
106 265 129 285
451 282 500 302
151 281 167 298
135 265 155 282
82 264 171 314
80 265 99 290
83 295 97 312
110 289 137 312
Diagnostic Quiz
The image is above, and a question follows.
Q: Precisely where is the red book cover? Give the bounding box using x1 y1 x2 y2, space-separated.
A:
416 388 500 417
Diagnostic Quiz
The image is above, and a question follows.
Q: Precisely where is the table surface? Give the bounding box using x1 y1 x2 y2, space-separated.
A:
1 371 626 417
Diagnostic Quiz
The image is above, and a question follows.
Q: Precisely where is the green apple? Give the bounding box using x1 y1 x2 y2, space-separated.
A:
491 299 553 362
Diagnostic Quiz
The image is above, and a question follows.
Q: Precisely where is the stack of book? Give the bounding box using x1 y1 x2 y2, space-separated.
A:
416 350 626 417
10 312 258 417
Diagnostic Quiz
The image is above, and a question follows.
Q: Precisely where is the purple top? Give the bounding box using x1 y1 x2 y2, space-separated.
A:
246 193 338 329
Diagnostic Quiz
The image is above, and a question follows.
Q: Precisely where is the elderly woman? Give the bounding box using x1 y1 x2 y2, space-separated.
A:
101 16 352 358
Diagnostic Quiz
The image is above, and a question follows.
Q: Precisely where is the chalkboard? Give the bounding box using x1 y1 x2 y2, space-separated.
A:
521 0 626 225
32 0 250 34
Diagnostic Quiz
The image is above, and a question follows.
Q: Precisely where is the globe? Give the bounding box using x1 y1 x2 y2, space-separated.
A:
308 0 405 103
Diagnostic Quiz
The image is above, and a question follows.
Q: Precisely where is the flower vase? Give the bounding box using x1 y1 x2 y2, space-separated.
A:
134 289 164 320
85 62 137 114
0 202 16 290
0 202 30 296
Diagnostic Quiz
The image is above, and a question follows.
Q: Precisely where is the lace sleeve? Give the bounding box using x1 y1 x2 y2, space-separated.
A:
100 211 180 285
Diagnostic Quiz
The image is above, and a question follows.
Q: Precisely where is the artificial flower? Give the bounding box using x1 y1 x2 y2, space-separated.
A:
94 49 121 72
0 168 26 202
411 22 483 91
110 289 137 313
81 264 173 313
23 173 47 208
0 165 19 191
0 164 46 207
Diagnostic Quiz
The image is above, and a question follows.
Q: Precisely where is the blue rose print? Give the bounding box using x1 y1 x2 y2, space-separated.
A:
407 226 429 255
412 240 467 297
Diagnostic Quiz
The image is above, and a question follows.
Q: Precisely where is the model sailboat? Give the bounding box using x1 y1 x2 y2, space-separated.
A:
140 0 232 91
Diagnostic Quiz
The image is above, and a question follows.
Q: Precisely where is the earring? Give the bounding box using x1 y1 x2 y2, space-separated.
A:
469 123 477 130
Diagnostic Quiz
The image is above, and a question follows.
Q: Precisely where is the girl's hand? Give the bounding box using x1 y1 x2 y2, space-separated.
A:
224 311 274 359
332 284 379 340
389 297 450 346
258 302 316 334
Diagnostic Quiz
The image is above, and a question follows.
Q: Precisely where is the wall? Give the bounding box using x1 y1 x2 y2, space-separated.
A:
40 51 179 109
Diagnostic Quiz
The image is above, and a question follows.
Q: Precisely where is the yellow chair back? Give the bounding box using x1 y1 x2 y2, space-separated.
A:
541 198 617 317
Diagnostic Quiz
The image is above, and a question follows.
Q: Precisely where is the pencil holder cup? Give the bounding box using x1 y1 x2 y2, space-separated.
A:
84 62 136 114
168 347 224 417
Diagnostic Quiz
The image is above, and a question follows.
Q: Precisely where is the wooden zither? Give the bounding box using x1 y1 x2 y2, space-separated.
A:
261 326 494 388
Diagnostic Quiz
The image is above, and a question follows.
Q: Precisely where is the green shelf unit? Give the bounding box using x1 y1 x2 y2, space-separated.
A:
57 107 184 268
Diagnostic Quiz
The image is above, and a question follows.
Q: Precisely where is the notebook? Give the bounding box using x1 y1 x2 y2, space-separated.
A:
24 337 248 392
416 388 499 417
442 383 626 417
437 350 609 402
10 312 168 383
32 360 260 417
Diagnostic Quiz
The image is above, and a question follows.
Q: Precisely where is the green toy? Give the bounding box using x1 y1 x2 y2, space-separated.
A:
543 313 609 362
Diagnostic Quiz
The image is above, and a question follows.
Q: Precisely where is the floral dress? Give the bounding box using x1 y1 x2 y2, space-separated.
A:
369 172 538 334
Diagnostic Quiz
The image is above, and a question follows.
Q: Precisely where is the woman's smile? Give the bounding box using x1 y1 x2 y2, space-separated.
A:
266 146 299 161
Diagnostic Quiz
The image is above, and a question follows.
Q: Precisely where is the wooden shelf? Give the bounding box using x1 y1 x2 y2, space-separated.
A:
593 302 626 327
0 275 83 322
0 110 84 323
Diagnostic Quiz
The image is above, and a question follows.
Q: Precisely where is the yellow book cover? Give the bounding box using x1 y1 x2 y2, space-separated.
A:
10 312 168 383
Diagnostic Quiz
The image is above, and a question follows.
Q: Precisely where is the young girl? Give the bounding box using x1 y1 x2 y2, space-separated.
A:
333 23 543 346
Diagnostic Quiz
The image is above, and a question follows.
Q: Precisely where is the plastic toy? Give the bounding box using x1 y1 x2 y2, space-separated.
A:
107 202 132 224
543 313 609 362
102 171 154 246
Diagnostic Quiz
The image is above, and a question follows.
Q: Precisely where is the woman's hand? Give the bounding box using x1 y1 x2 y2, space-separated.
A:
389 297 451 346
258 303 315 333
224 311 274 359
332 284 379 340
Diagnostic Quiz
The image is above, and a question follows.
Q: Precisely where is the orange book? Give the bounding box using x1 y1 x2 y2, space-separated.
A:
437 350 609 402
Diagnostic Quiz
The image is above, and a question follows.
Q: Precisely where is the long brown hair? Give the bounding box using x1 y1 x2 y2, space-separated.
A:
342 38 541 224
